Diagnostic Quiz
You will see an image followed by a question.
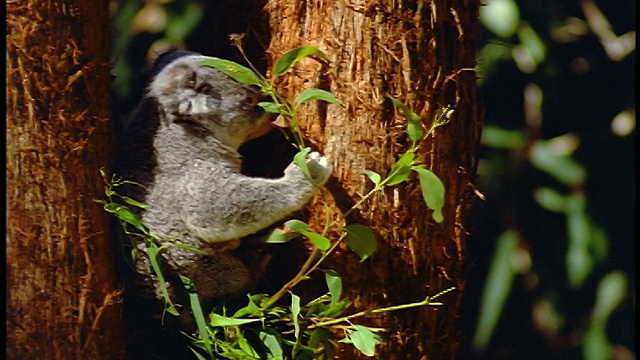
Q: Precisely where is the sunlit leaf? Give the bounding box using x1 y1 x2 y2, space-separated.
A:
295 89 338 106
200 58 262 86
480 0 520 38
274 45 327 76
364 170 381 185
413 167 446 223
386 152 415 186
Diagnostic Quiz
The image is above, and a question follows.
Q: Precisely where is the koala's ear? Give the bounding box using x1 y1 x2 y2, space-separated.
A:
150 63 196 97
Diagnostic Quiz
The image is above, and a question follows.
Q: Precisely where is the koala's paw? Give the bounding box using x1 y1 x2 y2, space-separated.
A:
306 151 333 185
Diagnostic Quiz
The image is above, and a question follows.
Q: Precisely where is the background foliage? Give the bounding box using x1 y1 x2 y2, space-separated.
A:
110 0 635 359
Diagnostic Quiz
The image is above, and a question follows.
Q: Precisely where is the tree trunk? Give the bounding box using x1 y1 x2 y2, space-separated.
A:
265 1 482 358
7 1 124 359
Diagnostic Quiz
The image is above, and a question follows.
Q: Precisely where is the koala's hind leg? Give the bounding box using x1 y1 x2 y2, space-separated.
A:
187 251 255 308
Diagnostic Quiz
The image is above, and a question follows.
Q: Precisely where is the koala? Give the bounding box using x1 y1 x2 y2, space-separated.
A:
113 50 332 316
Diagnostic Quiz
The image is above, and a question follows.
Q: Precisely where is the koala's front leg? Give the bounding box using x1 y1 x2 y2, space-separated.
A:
182 152 332 243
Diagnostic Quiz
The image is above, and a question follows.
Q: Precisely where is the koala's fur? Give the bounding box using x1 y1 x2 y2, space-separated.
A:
113 50 332 314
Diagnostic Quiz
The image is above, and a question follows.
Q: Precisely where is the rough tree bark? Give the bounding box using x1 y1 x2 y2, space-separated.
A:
265 1 483 359
7 1 124 359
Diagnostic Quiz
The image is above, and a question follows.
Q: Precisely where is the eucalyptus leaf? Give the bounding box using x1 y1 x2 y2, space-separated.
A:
340 325 380 357
209 313 261 327
386 152 415 186
295 88 338 106
300 230 331 251
293 147 312 179
344 224 377 260
413 167 446 223
388 95 423 141
259 101 284 114
324 270 342 305
274 45 327 76
199 58 263 86
291 293 301 340
364 170 381 185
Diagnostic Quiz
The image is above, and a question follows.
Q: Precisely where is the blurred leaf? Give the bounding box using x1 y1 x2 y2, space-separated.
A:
472 229 519 351
517 22 547 64
592 271 627 321
481 125 526 149
566 193 608 288
533 187 567 212
274 46 327 76
582 271 627 360
529 137 586 186
165 2 204 42
413 167 446 223
480 0 520 38
344 224 377 260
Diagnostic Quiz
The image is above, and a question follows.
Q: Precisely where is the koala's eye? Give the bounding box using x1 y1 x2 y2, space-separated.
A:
241 92 261 111
195 83 213 94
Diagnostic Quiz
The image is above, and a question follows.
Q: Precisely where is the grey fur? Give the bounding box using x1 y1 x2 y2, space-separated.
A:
114 53 332 307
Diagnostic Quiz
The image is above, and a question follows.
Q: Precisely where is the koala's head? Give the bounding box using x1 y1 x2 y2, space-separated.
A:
148 52 272 149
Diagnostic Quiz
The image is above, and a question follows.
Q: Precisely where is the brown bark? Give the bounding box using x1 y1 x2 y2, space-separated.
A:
265 1 483 359
7 1 124 359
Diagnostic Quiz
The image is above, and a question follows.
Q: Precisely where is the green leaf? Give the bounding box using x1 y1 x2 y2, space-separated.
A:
258 101 284 114
386 152 415 186
146 243 179 316
259 329 284 360
300 230 331 251
481 125 526 149
290 293 301 340
388 95 423 141
324 270 342 305
199 58 263 86
364 170 381 185
285 219 310 232
480 0 520 38
104 203 148 234
209 313 261 327
274 45 327 76
340 325 381 357
264 228 293 244
472 230 519 351
293 147 312 179
120 196 149 209
184 279 214 357
413 167 446 223
295 89 338 106
344 224 377 261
